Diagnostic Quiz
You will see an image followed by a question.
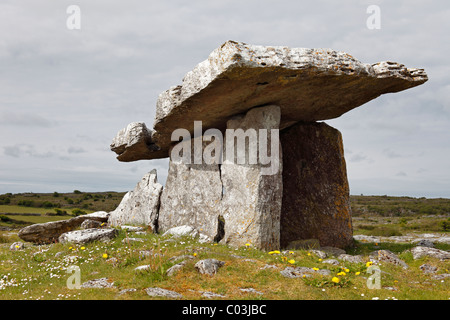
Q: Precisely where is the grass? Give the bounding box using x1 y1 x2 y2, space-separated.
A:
1 228 449 300
0 192 449 300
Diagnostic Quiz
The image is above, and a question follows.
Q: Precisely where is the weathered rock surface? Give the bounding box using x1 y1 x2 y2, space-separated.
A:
116 41 427 161
194 259 225 276
110 122 157 162
157 135 223 240
280 266 331 278
220 105 282 250
17 212 109 244
370 250 409 269
81 278 115 289
280 122 353 249
108 169 163 231
411 246 450 260
58 228 118 245
159 105 282 250
145 287 183 299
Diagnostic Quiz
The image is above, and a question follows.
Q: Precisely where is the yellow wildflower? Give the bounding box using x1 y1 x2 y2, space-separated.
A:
102 253 108 259
80 246 85 250
193 253 197 257
355 272 361 275
288 259 295 264
245 243 251 247
318 258 322 262
366 261 373 267
312 267 319 271
289 251 294 255
281 256 288 262
344 268 350 273
332 277 340 284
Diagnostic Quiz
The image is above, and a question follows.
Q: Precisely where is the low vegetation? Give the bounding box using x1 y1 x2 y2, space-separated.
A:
0 193 448 300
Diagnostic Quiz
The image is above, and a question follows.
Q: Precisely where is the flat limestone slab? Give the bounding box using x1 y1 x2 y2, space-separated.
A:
113 40 427 161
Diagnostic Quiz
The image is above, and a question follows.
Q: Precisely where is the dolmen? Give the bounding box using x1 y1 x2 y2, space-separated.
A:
110 41 427 250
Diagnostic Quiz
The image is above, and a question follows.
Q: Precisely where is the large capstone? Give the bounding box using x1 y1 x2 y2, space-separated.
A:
111 41 427 162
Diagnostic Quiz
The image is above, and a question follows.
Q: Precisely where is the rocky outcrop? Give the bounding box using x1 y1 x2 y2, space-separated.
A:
280 122 353 249
108 169 163 231
58 228 118 244
17 211 109 244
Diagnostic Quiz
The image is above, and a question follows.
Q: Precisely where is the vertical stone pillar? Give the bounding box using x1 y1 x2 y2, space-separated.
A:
221 105 282 250
280 122 353 249
158 105 283 250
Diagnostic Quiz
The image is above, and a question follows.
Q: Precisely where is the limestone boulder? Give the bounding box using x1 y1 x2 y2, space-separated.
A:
280 122 353 249
58 228 118 244
110 122 158 162
108 169 163 231
17 212 109 244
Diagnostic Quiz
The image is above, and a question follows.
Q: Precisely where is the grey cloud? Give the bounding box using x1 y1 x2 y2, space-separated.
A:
0 112 57 127
67 146 87 154
3 144 55 158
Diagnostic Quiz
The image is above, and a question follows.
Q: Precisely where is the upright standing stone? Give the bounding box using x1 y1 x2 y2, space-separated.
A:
221 105 282 250
280 122 353 249
108 169 163 231
158 105 283 250
158 135 223 239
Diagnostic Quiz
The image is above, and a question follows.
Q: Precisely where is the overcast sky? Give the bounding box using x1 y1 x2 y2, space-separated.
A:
0 0 449 198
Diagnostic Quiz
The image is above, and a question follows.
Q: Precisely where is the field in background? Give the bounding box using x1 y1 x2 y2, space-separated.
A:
0 191 126 229
1 193 449 231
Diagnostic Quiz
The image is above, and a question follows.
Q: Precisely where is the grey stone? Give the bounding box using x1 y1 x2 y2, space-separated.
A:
163 225 199 238
166 262 186 277
18 212 109 244
413 239 435 248
194 259 225 276
108 169 163 231
239 288 263 295
132 41 427 161
220 105 282 250
110 122 156 162
370 250 408 269
338 254 364 264
58 228 118 245
419 264 438 274
322 259 340 266
158 105 282 250
432 274 450 280
9 242 25 251
145 287 183 299
281 266 331 278
411 246 450 260
201 291 226 298
81 278 115 289
80 219 103 229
